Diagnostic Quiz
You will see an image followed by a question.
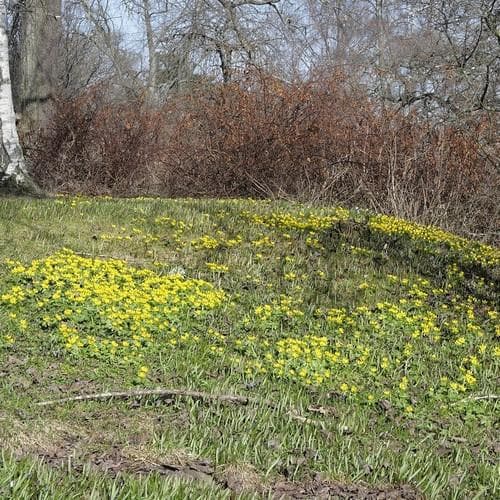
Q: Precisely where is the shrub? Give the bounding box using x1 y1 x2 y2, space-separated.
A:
160 72 497 239
28 86 166 195
26 74 499 241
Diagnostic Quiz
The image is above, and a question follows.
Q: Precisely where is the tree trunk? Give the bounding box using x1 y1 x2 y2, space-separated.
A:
143 0 158 103
13 0 62 133
0 0 40 195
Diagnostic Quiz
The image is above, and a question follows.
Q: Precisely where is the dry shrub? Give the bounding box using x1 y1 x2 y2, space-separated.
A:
27 74 498 240
161 74 370 199
161 72 497 238
28 86 166 195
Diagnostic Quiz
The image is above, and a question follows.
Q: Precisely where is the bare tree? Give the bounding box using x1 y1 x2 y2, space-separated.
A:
75 0 142 98
155 0 284 85
56 2 109 97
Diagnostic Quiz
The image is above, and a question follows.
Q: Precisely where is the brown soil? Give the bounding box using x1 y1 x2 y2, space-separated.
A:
270 479 422 499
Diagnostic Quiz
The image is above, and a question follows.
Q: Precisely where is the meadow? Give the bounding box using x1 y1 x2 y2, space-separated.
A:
0 196 498 499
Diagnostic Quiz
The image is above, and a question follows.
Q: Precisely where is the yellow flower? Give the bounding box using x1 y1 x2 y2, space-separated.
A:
206 262 229 272
399 377 408 391
463 371 476 386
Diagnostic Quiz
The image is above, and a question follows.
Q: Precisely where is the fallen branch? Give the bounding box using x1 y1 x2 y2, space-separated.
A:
36 388 325 427
37 388 261 407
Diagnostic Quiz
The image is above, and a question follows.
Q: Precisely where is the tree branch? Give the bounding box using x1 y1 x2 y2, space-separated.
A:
36 387 325 427
231 0 280 7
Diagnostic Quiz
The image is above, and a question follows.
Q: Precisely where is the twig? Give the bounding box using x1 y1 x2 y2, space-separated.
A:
36 388 325 427
287 409 324 427
452 394 499 405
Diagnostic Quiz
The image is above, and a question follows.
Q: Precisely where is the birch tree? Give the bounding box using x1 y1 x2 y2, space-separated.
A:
0 0 39 194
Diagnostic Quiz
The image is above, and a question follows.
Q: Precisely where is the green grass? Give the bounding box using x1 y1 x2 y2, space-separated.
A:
0 195 498 499
0 451 237 500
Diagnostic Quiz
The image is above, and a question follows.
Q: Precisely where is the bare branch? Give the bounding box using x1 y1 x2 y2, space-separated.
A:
36 387 325 427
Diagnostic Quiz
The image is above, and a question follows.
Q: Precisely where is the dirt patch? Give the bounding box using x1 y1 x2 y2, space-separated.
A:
85 449 216 485
8 444 423 498
218 466 422 500
5 420 83 464
218 463 265 493
270 479 422 499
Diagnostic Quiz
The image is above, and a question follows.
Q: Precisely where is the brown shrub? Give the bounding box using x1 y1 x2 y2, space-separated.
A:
26 74 498 240
28 86 166 195
160 73 497 238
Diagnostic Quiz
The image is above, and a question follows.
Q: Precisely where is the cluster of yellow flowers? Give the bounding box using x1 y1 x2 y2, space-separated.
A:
154 216 190 246
242 207 350 232
190 233 242 250
368 214 500 268
241 205 499 272
252 295 305 324
234 272 498 409
206 262 230 273
1 249 225 371
2 198 498 416
99 224 160 245
55 196 92 208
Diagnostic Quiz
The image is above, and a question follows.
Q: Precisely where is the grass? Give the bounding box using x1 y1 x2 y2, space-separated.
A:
0 450 236 500
0 195 498 499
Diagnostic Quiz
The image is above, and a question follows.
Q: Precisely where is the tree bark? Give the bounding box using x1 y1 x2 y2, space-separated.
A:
13 0 62 132
0 0 41 195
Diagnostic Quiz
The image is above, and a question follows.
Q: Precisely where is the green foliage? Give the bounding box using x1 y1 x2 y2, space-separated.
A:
0 196 498 498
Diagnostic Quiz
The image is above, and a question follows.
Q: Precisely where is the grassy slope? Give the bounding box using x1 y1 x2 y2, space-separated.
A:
0 196 498 499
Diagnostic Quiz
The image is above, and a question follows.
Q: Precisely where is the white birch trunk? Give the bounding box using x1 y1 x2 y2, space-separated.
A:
0 0 31 189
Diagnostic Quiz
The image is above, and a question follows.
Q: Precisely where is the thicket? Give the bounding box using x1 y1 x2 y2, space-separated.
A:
26 74 498 242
